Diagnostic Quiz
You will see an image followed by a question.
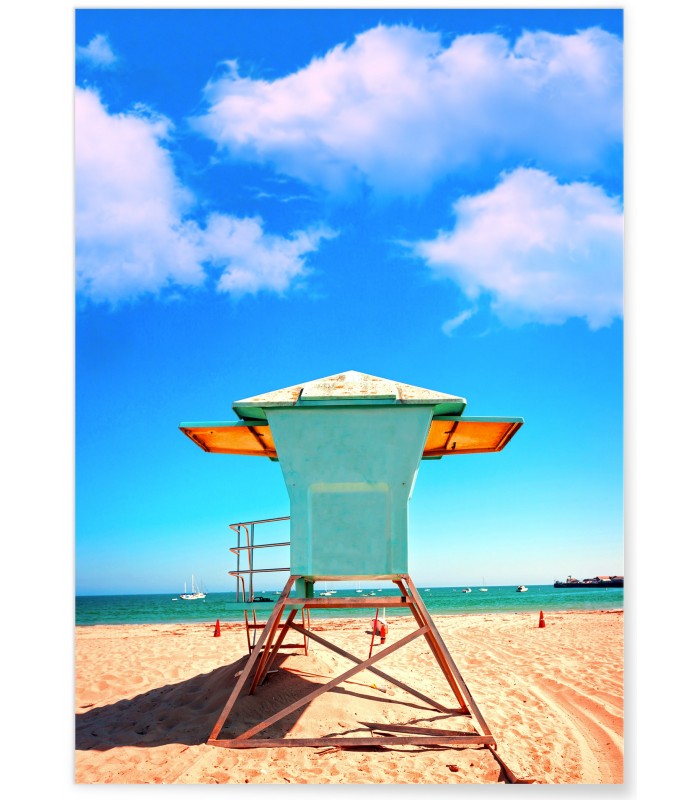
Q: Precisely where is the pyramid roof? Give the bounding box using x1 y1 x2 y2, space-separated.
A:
232 370 466 419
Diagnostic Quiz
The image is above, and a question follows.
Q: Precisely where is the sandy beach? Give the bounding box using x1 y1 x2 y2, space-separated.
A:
75 609 623 784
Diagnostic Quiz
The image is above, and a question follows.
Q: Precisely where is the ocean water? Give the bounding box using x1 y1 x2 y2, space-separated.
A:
76 584 623 626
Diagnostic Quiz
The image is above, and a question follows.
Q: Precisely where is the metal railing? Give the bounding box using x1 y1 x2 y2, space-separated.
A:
228 516 290 602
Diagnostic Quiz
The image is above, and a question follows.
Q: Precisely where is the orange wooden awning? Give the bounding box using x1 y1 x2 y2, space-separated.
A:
180 422 277 457
180 417 522 459
421 417 522 457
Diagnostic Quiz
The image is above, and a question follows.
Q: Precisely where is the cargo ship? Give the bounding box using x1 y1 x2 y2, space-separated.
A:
554 575 623 588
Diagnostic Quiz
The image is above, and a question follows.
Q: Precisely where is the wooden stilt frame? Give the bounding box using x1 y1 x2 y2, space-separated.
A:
208 574 499 753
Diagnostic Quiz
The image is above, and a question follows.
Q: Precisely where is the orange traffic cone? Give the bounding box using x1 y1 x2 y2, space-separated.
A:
213 619 221 637
538 611 545 629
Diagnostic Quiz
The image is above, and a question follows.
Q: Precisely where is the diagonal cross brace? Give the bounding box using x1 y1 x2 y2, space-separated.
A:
236 626 429 740
286 619 454 714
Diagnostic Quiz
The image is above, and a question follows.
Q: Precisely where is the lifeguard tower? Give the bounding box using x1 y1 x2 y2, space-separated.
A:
180 370 523 765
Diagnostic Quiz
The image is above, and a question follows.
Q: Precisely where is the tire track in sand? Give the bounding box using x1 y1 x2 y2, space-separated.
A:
529 676 623 784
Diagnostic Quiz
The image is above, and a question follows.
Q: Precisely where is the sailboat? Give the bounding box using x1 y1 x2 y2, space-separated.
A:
180 574 206 600
479 578 488 592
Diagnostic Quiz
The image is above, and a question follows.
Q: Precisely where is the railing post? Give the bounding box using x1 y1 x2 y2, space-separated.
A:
250 522 255 599
236 526 241 602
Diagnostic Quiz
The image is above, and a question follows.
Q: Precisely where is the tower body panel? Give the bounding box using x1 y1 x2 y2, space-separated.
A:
266 405 433 578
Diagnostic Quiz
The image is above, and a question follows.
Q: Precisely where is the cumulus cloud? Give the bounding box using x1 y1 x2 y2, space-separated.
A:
413 168 623 330
193 24 622 195
75 87 204 302
76 34 118 68
75 88 332 304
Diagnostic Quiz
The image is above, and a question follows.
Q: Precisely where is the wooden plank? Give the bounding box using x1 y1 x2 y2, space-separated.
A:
286 597 410 608
237 627 429 740
361 722 479 737
485 744 537 784
286 620 452 714
209 735 497 749
294 574 406 582
209 575 296 741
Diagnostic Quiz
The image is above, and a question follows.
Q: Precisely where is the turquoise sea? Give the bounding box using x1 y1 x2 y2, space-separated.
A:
76 584 623 626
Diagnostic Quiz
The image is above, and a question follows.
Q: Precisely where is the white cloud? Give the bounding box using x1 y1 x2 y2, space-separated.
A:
75 88 205 302
202 215 336 295
75 88 332 304
194 24 622 195
442 309 475 336
413 168 623 330
76 34 118 68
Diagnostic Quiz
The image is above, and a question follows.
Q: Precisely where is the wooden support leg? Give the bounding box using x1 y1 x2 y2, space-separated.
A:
248 602 288 695
404 575 492 737
208 574 296 742
393 578 469 712
249 607 299 692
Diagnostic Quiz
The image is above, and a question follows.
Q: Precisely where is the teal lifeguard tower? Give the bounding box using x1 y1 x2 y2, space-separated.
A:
181 370 521 594
179 371 526 772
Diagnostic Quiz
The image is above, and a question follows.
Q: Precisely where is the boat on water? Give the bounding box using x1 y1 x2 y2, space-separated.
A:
516 585 528 592
479 578 488 592
462 588 472 593
554 575 623 589
180 574 206 600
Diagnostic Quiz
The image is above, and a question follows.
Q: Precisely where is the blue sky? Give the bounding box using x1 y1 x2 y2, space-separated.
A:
73 7 625 595
8 3 700 790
